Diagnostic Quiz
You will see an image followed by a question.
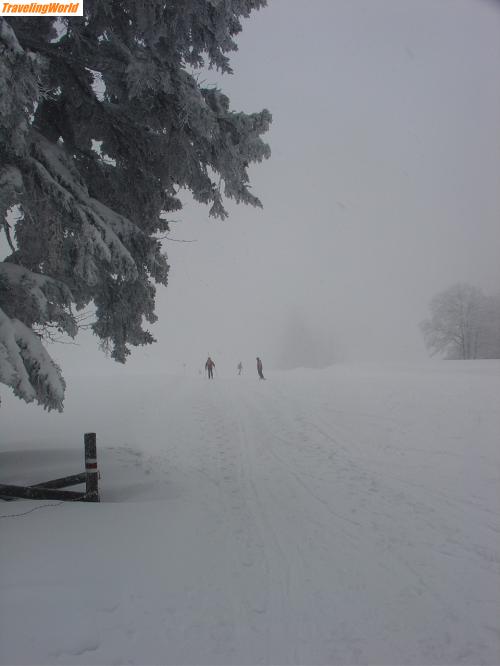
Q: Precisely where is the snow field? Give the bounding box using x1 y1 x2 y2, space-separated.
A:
1 361 500 664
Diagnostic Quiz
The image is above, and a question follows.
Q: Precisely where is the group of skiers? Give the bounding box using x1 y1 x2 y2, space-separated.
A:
205 357 265 380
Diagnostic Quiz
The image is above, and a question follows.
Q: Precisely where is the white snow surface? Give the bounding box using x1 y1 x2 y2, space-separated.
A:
1 361 500 665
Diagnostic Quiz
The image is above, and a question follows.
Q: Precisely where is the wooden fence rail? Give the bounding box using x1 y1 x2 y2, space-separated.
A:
0 485 85 502
31 472 86 490
0 433 100 503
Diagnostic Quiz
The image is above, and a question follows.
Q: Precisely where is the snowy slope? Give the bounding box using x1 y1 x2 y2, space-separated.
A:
1 362 500 665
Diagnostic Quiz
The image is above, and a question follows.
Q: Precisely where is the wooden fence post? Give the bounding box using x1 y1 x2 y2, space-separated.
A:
84 432 99 502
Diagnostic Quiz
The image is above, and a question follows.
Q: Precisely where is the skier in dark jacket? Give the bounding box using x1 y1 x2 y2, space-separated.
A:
256 357 265 380
205 356 215 379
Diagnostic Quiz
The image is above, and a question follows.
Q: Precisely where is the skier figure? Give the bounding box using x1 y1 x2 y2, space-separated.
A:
237 361 243 375
256 357 265 380
205 356 215 379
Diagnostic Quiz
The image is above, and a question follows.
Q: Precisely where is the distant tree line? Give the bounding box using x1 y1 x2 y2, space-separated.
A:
277 311 335 370
421 283 500 360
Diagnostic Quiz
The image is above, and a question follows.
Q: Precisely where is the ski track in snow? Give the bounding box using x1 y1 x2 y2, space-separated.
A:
1 362 500 665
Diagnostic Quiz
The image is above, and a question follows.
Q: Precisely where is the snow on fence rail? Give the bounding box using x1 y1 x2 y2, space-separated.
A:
0 432 100 502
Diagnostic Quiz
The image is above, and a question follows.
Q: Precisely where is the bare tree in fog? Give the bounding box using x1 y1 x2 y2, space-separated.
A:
421 283 500 360
477 293 500 359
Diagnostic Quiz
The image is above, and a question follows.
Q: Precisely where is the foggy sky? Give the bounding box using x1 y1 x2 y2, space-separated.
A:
31 0 500 377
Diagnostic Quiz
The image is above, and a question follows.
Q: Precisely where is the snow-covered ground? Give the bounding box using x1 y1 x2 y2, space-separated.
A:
1 361 500 665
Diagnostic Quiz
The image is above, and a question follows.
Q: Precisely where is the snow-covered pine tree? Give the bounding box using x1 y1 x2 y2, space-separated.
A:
0 2 271 411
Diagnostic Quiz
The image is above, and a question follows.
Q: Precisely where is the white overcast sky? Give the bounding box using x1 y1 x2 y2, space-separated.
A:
50 0 500 376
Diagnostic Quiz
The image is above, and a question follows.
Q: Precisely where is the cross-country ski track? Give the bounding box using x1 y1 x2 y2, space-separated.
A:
1 362 499 664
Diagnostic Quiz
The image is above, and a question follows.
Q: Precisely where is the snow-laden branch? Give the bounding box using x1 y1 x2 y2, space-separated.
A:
0 306 65 411
0 262 76 335
29 134 141 284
